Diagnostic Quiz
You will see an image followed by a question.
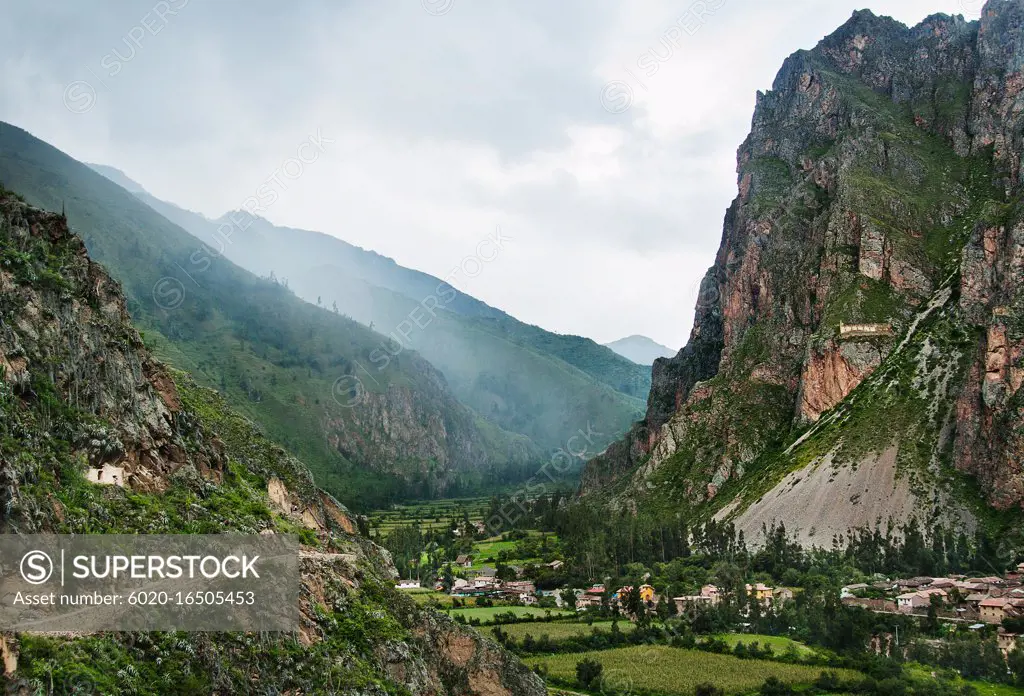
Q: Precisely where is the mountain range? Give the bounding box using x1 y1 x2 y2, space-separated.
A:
0 124 651 510
0 124 537 510
112 184 650 454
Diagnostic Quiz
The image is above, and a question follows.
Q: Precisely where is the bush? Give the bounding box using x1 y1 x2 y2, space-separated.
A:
695 683 725 696
575 658 603 690
814 671 843 692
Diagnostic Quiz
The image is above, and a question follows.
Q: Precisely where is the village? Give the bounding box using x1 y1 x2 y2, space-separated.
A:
396 559 1024 658
839 562 1024 657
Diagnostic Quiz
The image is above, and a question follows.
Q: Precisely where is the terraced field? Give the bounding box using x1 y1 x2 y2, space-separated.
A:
367 497 491 538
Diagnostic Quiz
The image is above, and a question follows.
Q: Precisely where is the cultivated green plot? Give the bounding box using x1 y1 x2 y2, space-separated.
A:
445 606 572 624
491 620 636 641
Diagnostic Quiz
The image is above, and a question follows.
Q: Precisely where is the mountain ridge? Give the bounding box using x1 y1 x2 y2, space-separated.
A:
104 184 649 455
603 334 677 365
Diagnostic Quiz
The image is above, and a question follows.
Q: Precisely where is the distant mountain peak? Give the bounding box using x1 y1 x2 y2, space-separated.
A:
603 335 676 365
86 163 148 194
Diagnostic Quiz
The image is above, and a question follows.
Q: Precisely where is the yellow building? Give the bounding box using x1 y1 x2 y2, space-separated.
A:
746 583 774 606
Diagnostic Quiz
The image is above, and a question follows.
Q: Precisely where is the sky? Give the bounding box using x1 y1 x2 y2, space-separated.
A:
0 0 985 350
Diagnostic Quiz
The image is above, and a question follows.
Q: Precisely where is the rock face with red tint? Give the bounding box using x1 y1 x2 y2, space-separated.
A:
581 1 1024 542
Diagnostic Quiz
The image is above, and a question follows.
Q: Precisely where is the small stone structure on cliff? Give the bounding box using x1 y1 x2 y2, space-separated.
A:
86 463 126 487
838 322 894 339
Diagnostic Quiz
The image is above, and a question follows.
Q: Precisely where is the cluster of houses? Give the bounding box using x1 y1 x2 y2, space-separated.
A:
841 563 1024 656
573 584 657 611
451 521 488 538
673 583 794 613
396 556 567 606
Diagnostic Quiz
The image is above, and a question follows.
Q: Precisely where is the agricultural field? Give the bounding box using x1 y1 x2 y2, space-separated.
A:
444 606 573 623
905 665 1024 696
716 633 816 657
528 646 862 695
490 620 636 641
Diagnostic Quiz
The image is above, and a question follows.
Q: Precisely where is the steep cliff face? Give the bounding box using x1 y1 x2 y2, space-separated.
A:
581 1 1024 543
0 191 543 695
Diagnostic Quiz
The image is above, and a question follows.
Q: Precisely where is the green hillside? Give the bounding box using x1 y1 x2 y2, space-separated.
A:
0 122 536 511
128 195 648 453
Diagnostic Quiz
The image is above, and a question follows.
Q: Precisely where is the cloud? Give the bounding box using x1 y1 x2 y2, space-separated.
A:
0 0 978 349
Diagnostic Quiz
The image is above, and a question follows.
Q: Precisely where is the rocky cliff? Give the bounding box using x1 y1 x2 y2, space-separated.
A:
0 190 543 694
581 0 1024 546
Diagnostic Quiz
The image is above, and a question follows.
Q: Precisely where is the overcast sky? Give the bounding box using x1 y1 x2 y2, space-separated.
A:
0 0 983 349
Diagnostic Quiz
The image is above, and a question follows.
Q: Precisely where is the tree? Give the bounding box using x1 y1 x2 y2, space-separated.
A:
1003 617 1024 634
559 588 577 610
496 562 516 581
622 586 644 622
1009 639 1024 686
575 658 603 690
656 594 672 621
925 593 943 634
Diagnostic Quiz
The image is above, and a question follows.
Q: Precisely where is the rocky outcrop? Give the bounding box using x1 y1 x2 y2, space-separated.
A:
581 1 1024 532
796 338 888 422
0 197 216 499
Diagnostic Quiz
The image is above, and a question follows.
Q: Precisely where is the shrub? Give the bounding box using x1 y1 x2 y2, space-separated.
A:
575 658 603 690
